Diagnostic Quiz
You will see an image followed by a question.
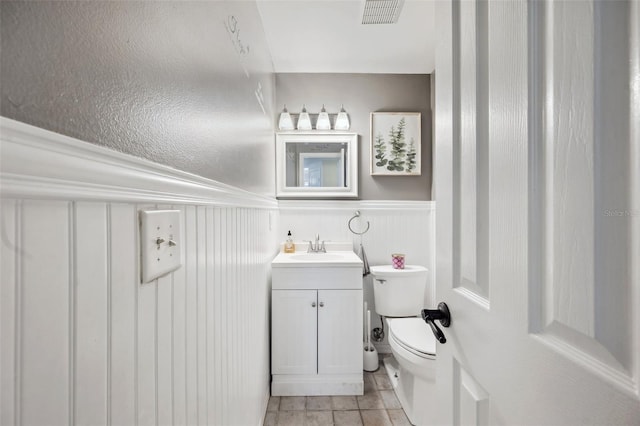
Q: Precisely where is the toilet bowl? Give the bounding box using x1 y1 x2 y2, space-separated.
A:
387 318 437 426
370 265 436 426
389 318 435 373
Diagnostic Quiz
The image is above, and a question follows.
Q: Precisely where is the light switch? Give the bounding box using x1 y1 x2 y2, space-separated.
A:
139 209 182 283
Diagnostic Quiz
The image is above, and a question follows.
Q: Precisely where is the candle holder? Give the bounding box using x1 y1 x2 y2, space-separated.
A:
392 253 405 269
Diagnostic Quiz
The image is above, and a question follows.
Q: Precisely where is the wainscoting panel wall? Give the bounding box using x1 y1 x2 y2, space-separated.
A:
0 118 278 426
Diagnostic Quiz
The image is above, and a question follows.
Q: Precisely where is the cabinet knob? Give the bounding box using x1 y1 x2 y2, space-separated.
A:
319 302 324 307
311 302 316 308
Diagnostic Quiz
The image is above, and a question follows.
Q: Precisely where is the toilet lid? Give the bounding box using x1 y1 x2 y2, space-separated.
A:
389 318 437 356
370 264 428 278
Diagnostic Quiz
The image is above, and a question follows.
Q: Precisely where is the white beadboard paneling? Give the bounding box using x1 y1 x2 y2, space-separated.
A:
237 209 247 422
156 274 173 426
228 208 239 422
21 201 71 425
205 207 216 426
277 200 433 263
74 202 108 426
109 203 137 425
0 200 17 426
1 199 277 426
137 251 157 426
196 206 207 425
171 206 188 425
212 207 225 426
218 208 230 426
184 205 198 424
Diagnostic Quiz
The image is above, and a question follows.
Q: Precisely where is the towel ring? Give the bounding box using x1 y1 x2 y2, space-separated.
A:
348 210 370 235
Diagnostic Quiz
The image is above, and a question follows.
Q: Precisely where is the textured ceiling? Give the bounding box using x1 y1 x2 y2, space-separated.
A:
256 0 435 74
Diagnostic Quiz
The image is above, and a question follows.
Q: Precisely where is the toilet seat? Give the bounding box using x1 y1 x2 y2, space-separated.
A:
389 318 436 359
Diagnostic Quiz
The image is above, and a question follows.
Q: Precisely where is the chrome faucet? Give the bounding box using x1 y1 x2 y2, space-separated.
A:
306 234 326 253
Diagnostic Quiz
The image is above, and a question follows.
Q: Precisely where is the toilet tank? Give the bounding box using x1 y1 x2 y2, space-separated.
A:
370 265 428 317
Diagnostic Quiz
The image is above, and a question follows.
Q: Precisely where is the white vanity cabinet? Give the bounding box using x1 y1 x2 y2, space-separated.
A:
272 289 362 375
271 253 363 396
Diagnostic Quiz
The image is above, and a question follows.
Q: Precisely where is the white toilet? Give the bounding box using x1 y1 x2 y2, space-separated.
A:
370 265 437 426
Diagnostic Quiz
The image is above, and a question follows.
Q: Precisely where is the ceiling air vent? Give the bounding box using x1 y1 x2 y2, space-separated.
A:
361 0 405 25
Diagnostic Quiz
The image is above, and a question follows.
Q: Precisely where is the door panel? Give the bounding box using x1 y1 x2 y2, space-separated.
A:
528 0 637 392
452 0 490 306
454 359 490 426
436 0 640 424
317 290 363 375
536 0 597 338
271 290 317 375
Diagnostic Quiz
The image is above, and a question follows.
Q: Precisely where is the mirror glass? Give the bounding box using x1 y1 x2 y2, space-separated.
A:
285 142 347 188
276 132 358 198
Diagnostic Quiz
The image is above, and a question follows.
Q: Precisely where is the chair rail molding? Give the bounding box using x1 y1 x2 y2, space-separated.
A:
277 199 435 211
0 117 277 209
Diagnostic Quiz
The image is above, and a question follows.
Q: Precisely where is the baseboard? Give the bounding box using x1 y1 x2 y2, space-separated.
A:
271 374 363 396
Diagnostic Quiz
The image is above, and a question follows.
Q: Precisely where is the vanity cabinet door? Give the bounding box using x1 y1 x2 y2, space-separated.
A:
317 289 363 375
271 290 318 375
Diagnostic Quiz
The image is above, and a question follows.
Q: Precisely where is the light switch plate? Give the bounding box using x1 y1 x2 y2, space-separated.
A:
139 209 182 283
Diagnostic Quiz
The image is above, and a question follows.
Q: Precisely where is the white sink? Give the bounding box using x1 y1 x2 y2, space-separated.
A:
290 253 346 262
272 246 363 268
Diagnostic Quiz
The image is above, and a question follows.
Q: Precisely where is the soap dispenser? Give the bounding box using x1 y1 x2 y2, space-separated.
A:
284 231 296 253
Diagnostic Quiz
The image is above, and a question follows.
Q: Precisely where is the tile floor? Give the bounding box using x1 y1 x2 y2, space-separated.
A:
264 358 411 426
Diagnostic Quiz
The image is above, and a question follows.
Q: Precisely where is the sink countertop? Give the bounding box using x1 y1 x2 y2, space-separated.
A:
272 249 363 268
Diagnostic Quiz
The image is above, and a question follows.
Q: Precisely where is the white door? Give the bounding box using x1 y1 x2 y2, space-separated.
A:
434 0 640 424
271 290 317 375
317 289 363 375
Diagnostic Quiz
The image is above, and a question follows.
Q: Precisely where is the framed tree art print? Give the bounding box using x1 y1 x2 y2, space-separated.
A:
370 112 421 176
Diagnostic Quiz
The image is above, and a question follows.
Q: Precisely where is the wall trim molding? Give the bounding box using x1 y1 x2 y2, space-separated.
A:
0 117 278 209
278 200 435 211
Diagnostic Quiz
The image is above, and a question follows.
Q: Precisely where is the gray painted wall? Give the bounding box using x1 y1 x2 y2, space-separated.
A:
276 73 432 200
1 1 276 196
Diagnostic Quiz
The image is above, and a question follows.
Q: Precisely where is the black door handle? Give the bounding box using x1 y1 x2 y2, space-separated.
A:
421 302 451 344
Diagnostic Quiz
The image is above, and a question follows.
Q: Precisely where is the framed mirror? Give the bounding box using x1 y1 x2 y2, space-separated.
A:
276 132 358 198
